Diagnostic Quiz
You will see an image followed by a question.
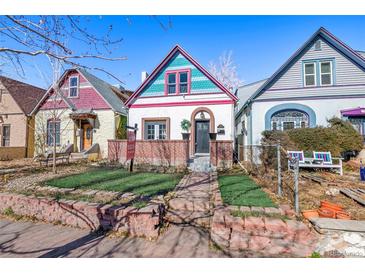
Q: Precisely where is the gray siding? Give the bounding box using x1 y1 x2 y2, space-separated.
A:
256 84 365 101
269 38 365 90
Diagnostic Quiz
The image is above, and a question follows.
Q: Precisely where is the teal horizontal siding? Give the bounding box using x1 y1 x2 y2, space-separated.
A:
140 52 222 97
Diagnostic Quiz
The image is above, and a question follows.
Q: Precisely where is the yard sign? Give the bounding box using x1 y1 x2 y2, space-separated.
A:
126 130 136 161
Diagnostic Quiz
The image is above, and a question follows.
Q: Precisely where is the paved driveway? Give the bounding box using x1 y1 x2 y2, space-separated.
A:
0 218 228 258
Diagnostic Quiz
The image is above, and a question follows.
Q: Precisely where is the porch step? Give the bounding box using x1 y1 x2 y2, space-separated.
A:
188 155 213 173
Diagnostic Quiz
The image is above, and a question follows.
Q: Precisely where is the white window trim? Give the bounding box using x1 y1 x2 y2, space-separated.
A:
319 61 333 86
68 76 79 98
145 121 167 140
304 62 317 87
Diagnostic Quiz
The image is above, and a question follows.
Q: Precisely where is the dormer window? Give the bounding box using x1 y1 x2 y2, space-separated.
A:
69 76 79 97
165 69 190 95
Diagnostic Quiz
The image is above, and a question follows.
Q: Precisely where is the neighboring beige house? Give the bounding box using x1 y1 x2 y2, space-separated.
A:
32 68 130 158
0 76 45 160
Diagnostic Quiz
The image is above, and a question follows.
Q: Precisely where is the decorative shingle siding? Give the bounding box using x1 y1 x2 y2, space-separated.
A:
140 53 222 97
269 38 365 91
40 71 111 110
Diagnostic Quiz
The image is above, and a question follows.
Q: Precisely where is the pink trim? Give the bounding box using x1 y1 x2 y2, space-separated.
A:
129 99 234 108
139 91 225 99
164 69 191 96
126 45 238 107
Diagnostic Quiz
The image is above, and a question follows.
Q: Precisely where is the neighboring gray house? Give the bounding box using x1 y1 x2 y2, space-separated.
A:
235 27 365 160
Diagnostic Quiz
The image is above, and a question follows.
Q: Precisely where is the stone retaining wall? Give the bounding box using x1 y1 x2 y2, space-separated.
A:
210 173 317 257
0 192 162 240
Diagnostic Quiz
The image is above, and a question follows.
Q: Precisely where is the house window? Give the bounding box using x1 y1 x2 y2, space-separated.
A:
304 63 316 87
272 121 277 131
47 119 61 146
165 70 190 95
167 73 176 94
319 61 332 86
144 121 167 140
1 125 10 147
179 72 188 94
69 76 79 97
271 110 309 131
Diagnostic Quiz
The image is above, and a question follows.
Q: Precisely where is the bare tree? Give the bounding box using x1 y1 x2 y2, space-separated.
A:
208 50 243 92
0 15 127 173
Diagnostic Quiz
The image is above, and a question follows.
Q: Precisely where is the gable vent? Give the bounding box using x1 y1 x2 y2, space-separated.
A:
314 40 322 51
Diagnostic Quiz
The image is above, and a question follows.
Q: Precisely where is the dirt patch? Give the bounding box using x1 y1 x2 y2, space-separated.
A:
250 166 365 221
0 162 92 192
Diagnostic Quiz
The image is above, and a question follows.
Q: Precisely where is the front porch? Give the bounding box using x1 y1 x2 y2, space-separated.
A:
69 109 99 156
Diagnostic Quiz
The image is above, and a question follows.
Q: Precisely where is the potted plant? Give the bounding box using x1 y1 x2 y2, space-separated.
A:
181 119 191 140
209 132 217 140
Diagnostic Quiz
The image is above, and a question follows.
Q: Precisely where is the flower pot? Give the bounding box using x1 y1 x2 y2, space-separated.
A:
318 208 335 218
336 211 351 220
182 133 190 140
209 133 217 140
302 209 319 219
320 200 343 213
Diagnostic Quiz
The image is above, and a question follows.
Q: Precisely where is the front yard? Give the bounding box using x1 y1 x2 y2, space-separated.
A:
45 168 182 198
218 174 276 207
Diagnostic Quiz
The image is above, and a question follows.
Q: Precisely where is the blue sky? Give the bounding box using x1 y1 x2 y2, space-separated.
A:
2 16 365 90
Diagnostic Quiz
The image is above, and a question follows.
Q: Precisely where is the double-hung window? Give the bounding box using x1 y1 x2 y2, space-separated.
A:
167 73 176 94
144 121 167 140
165 70 190 95
47 119 61 146
179 72 188 94
1 125 10 147
304 63 316 87
319 61 332 86
69 76 79 97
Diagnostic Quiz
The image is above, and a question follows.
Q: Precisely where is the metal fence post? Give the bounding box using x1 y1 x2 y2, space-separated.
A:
294 159 300 214
277 142 282 196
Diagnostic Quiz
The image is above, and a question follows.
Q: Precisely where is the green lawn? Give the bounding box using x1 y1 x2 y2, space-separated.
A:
218 175 276 207
46 168 182 197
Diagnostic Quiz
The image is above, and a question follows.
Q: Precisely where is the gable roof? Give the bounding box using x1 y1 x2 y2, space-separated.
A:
125 45 238 106
31 68 129 115
239 27 365 113
0 76 45 115
235 79 267 115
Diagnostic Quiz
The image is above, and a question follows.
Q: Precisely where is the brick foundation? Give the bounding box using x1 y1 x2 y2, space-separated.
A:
210 140 233 169
0 192 162 240
108 139 189 168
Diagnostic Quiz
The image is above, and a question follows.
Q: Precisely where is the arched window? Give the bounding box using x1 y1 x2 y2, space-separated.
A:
271 110 309 131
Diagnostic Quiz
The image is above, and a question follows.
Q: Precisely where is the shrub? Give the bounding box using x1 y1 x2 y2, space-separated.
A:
261 117 363 167
260 130 296 169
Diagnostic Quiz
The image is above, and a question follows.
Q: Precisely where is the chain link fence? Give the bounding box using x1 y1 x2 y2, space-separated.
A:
236 144 300 213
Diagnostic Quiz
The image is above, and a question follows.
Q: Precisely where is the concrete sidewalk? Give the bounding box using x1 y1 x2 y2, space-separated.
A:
0 218 228 258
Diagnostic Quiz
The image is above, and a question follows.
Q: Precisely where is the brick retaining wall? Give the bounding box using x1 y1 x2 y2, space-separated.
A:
0 192 162 239
108 139 189 168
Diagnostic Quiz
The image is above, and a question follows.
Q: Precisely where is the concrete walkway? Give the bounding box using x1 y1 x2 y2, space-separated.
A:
0 218 227 258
